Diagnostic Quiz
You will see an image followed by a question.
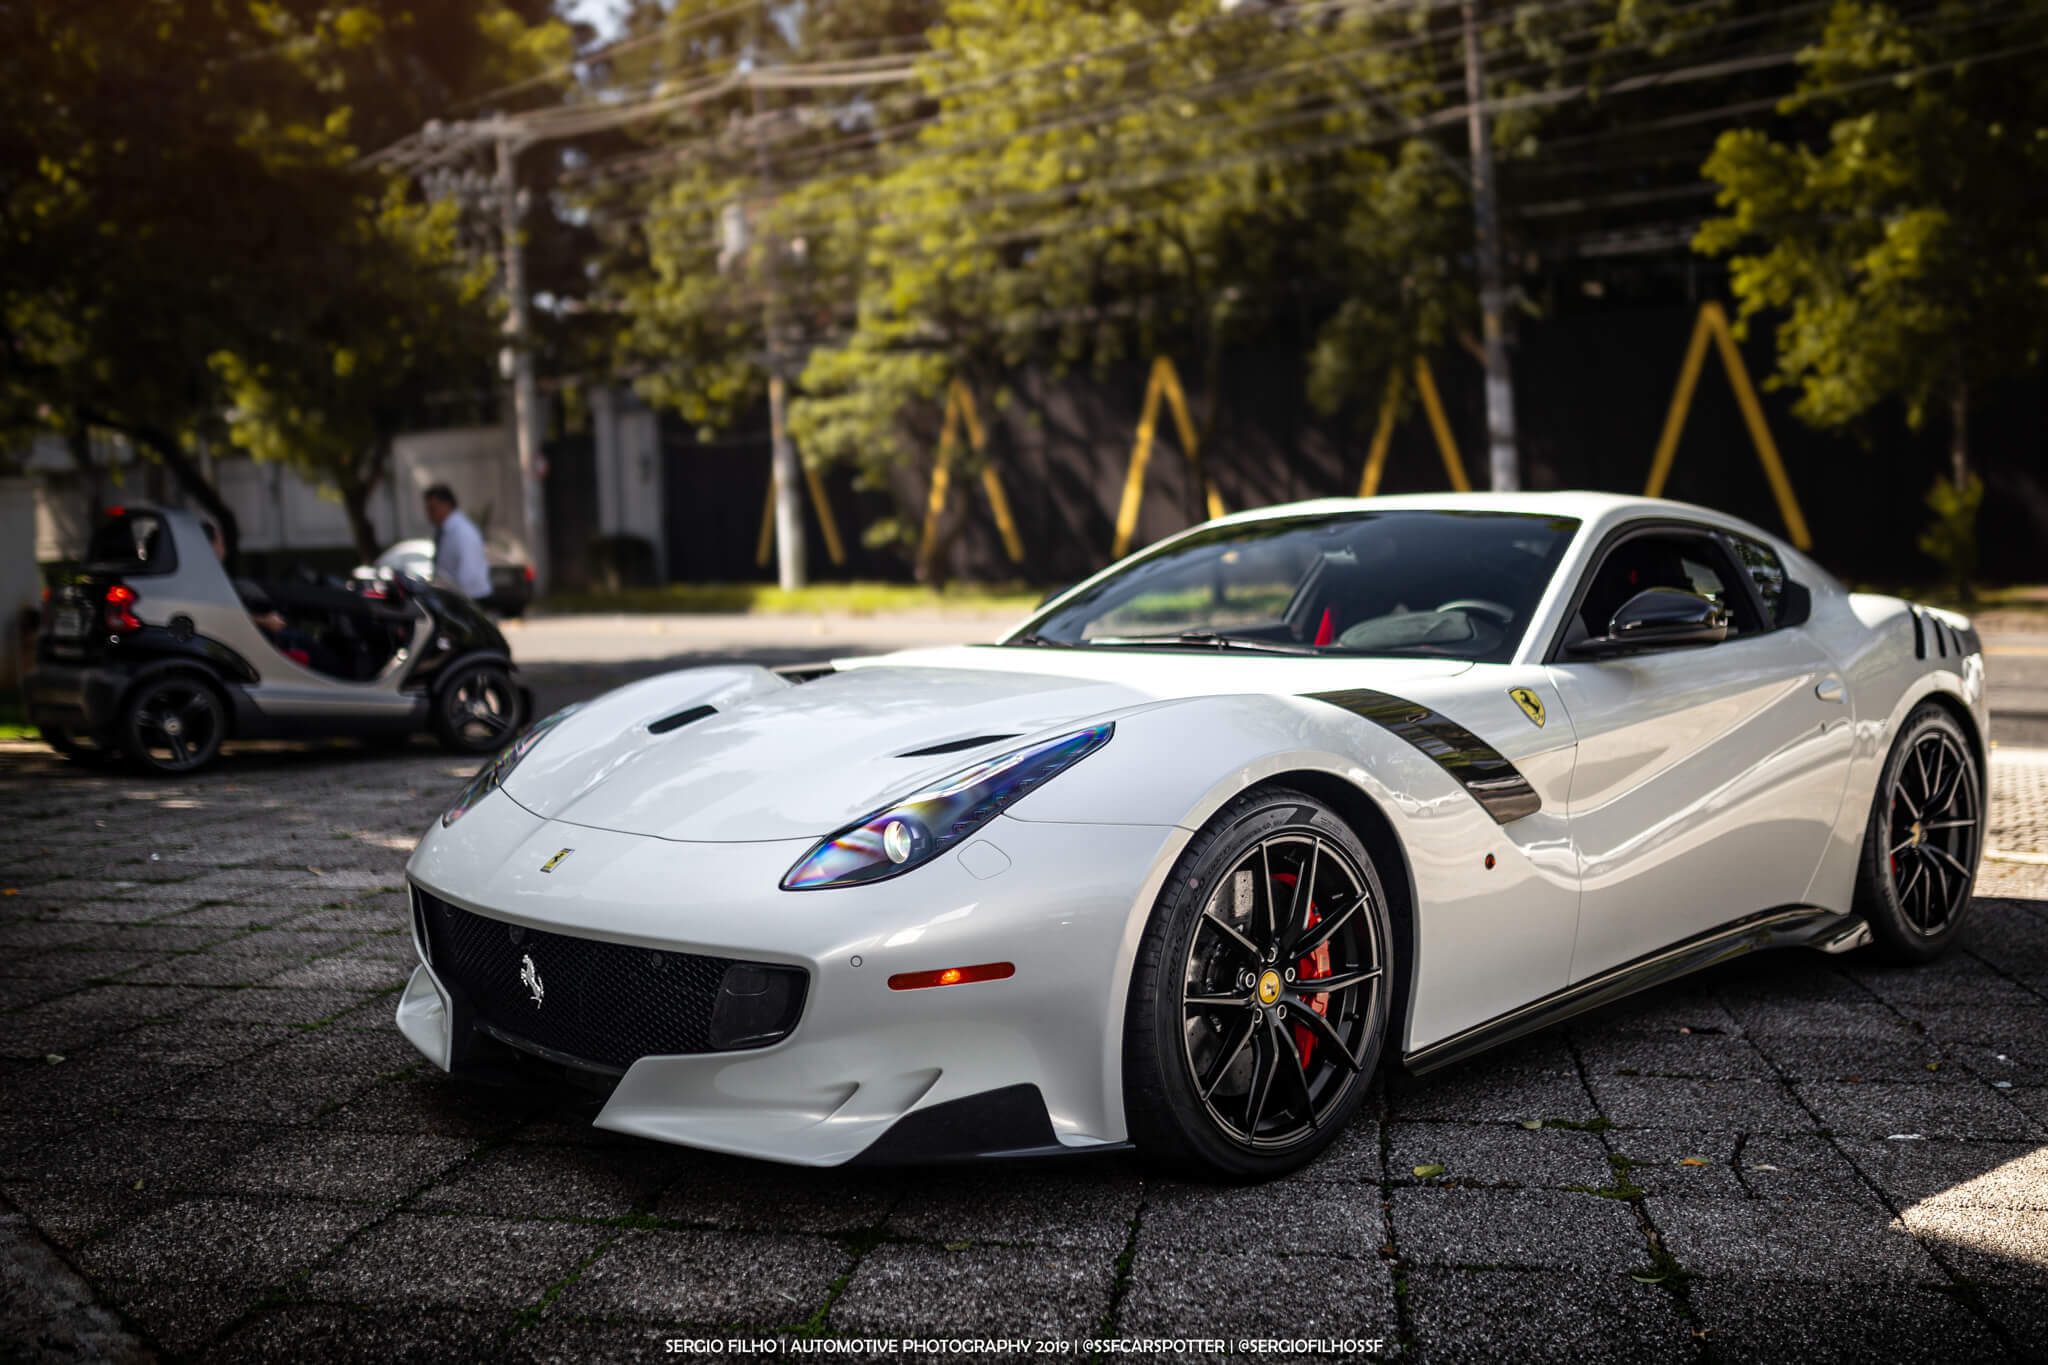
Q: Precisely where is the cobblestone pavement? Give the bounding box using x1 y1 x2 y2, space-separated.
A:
1 744 2045 1364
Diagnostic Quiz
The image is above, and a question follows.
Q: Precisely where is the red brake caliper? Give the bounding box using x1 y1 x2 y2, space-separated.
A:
1271 873 1332 1067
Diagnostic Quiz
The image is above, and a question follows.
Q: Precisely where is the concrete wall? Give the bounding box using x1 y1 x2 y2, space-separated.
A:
591 388 666 573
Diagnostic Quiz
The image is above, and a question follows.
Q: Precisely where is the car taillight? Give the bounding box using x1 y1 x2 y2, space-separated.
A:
523 565 534 584
104 584 141 633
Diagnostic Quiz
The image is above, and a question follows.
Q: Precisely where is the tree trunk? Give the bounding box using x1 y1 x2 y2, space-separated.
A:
340 480 381 565
1950 378 1970 490
63 422 101 534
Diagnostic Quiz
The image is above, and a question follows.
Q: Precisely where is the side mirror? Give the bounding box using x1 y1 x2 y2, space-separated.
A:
1569 588 1729 658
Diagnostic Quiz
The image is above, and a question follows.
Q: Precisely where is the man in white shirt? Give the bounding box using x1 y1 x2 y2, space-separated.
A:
424 484 492 599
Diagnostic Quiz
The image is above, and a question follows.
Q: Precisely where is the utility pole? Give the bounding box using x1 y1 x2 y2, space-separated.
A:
753 7 807 591
495 126 550 594
1461 0 1520 492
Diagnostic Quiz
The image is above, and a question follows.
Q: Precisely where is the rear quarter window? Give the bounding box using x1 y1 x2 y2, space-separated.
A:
1728 535 1788 624
85 512 179 576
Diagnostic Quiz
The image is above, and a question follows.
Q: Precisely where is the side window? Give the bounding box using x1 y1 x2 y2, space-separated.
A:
1727 535 1788 626
1574 531 1761 643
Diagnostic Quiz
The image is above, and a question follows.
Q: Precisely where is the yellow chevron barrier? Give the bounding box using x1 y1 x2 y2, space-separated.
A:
916 379 1025 578
1357 357 1471 497
1646 301 1812 550
1110 356 1227 560
754 464 847 568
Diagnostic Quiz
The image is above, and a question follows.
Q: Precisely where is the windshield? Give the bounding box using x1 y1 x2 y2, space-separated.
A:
1014 510 1579 664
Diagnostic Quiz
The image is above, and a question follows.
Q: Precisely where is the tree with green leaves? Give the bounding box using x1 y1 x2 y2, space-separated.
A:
1696 0 2048 499
1 0 572 555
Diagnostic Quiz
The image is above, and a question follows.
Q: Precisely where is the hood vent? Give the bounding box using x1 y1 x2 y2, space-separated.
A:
897 734 1020 758
649 704 718 735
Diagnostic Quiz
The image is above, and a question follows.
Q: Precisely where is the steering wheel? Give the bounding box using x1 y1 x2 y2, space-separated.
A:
1433 598 1516 626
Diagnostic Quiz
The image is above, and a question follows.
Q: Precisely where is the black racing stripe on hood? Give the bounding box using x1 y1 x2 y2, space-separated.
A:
1305 688 1541 825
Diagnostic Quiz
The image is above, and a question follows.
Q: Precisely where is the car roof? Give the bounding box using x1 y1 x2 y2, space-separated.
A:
1203 490 1769 538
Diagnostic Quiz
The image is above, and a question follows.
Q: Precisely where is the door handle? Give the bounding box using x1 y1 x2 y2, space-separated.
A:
1814 676 1845 704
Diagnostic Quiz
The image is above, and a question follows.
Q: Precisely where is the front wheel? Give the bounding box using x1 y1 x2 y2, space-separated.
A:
1853 704 1984 963
1123 788 1392 1180
432 661 522 754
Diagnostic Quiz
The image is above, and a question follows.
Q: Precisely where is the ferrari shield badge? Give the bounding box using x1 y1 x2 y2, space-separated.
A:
519 952 545 1008
1509 688 1546 728
539 848 574 873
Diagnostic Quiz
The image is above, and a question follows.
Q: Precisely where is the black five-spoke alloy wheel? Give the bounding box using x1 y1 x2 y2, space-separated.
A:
1856 704 1984 962
119 675 227 774
1126 787 1392 1178
435 662 521 755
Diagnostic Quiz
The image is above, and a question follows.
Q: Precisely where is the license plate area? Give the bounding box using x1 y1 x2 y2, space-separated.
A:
51 605 88 638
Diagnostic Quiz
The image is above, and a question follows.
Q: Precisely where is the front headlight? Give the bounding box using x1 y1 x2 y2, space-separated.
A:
442 703 582 827
781 723 1114 890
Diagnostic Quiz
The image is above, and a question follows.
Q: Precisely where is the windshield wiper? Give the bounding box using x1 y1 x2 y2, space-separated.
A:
1005 632 1069 647
1086 631 1318 656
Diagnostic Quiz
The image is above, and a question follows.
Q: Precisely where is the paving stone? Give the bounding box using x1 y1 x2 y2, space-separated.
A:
214 1129 474 1203
1391 1189 1644 1271
262 1026 425 1078
1848 959 2044 1008
1572 1031 1775 1080
74 924 243 954
321 1075 543 1139
1950 1042 2048 1088
2 949 166 985
265 956 413 991
1598 1129 1747 1199
1297 1107 1385 1183
1386 1121 1610 1190
551 1228 848 1326
1720 998 1906 1038
102 1280 272 1357
77 1195 371 1286
2 1118 265 1189
159 903 305 929
305 1214 609 1309
2004 1085 2048 1134
831 1243 1114 1338
0 976 83 1012
1796 1082 2033 1140
1585 1074 1813 1133
1905 1005 2048 1050
1651 1198 1944 1285
1686 1281 2009 1365
1748 1029 1962 1084
1735 1135 1881 1204
1707 953 1867 1000
1143 1179 1386 1256
1389 1037 1597 1123
652 1153 899 1235
500 1322 710 1364
89 1021 291 1068
0 922 117 951
180 986 371 1027
112 952 299 988
887 1163 1142 1248
1119 1245 1398 1342
1901 1204 2048 1288
1975 1286 2048 1358
1840 1138 2048 1212
208 1304 511 1364
145 1066 381 1126
415 1141 684 1219
1404 1269 1691 1365
2 1180 177 1250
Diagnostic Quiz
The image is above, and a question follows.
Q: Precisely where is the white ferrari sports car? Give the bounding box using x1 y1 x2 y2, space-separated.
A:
397 492 1986 1178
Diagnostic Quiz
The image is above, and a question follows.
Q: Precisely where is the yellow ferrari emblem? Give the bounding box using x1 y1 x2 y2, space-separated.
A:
539 848 574 874
1257 970 1282 1006
1509 688 1546 728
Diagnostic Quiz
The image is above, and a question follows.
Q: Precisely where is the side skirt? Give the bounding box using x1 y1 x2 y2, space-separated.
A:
1402 907 1871 1075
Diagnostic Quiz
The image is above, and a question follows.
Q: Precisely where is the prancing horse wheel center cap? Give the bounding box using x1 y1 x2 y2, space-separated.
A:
1256 970 1282 1006
1909 821 1923 845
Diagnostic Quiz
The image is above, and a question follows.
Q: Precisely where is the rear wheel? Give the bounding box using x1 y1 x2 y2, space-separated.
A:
1854 704 1984 962
433 661 521 754
1124 788 1392 1180
119 676 227 774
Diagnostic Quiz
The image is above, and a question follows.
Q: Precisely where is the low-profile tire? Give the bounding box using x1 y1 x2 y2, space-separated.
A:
117 675 228 775
1123 786 1393 1180
1853 703 1984 963
432 661 522 755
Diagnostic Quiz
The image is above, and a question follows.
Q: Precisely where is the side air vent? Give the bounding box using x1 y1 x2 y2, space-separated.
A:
1910 607 1926 660
775 663 837 684
649 704 717 735
898 734 1020 758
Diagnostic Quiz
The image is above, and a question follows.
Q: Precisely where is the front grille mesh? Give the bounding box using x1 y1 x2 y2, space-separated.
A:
415 887 793 1072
